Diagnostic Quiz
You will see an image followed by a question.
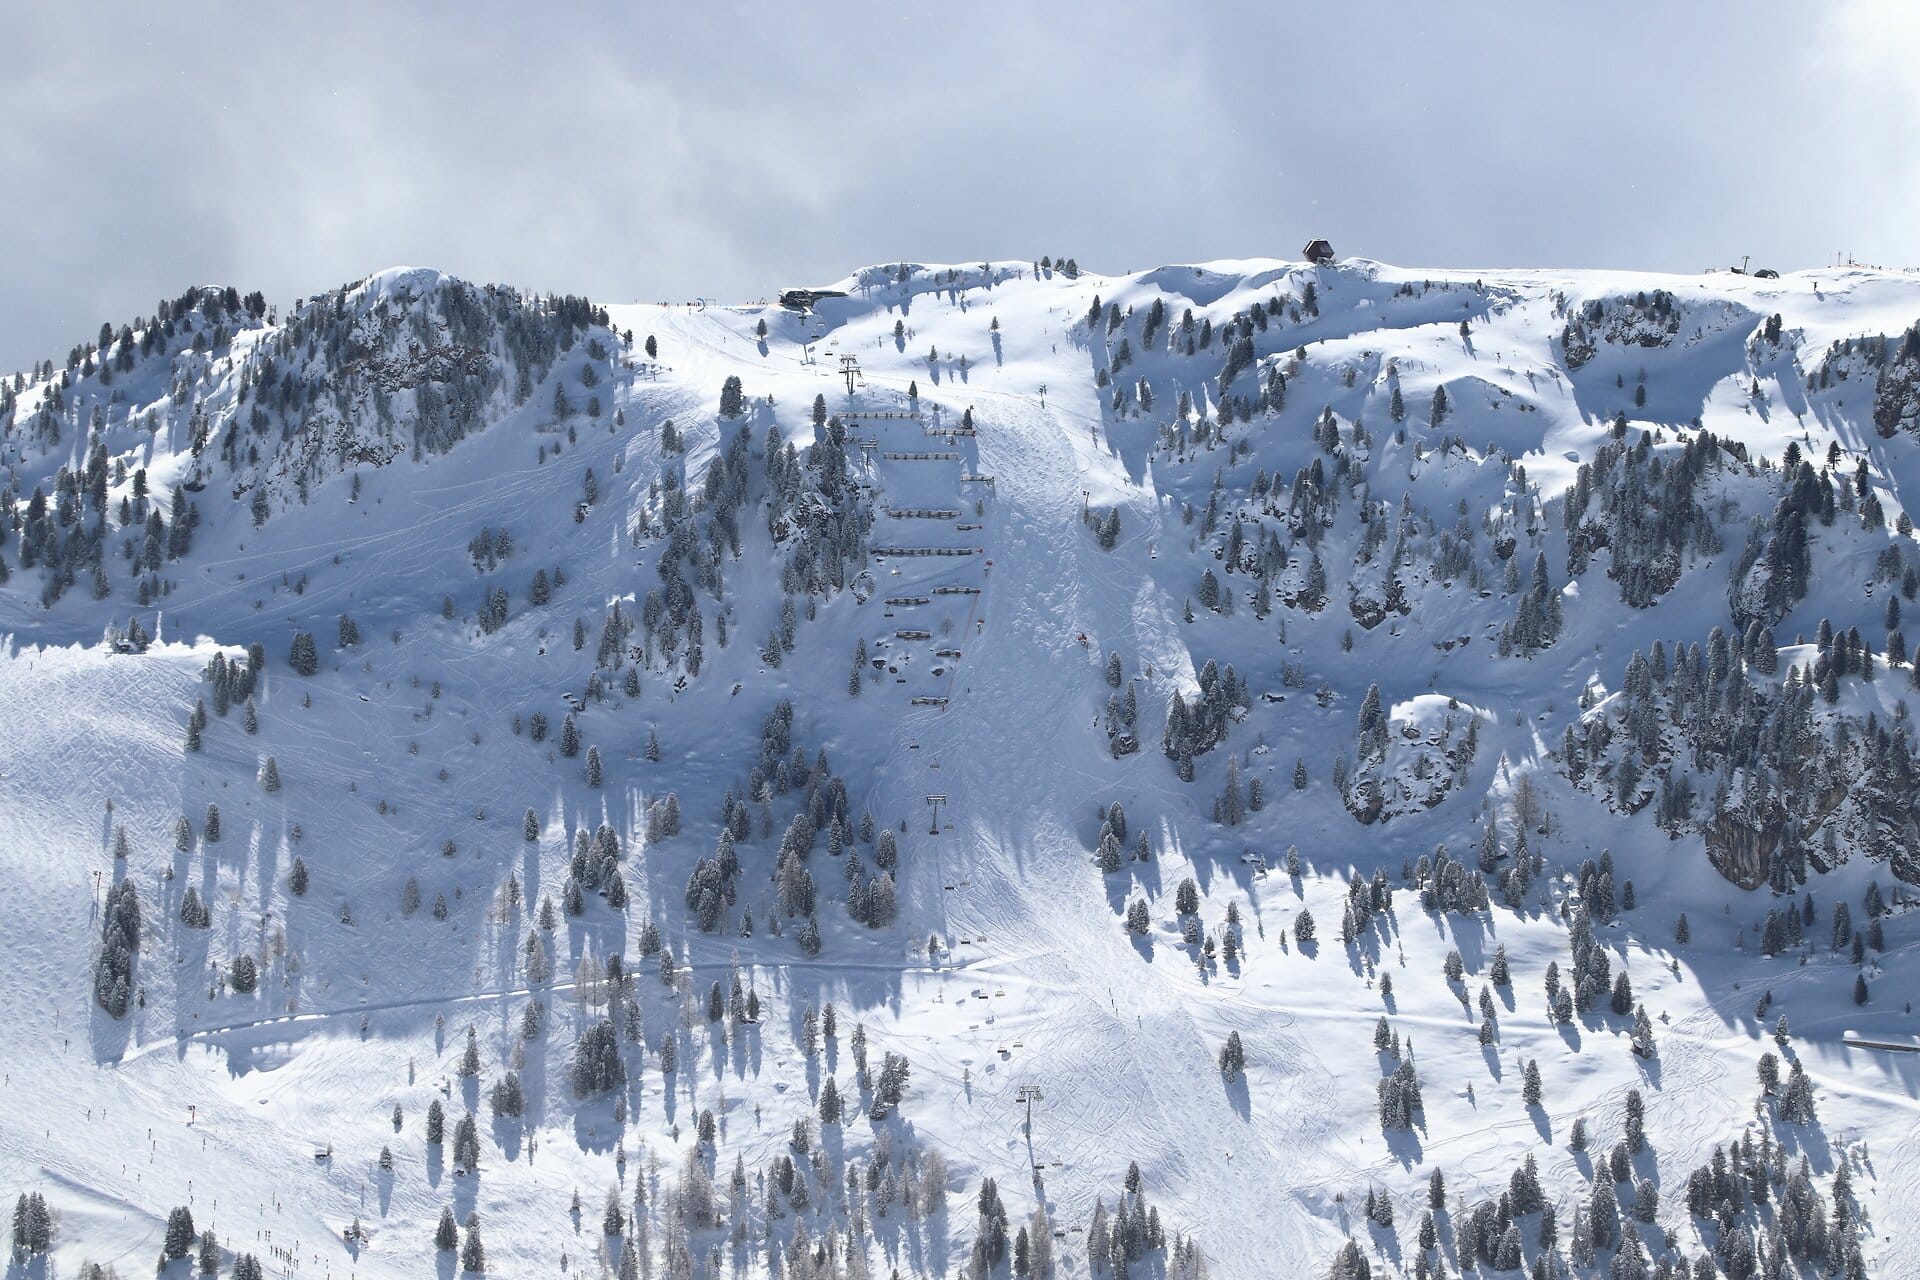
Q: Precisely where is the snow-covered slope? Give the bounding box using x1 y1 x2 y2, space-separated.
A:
1 255 1917 1280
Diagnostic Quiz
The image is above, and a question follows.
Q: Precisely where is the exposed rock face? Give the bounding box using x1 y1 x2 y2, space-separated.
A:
1343 701 1481 827
1348 592 1387 631
1559 290 1686 370
1871 324 1920 438
1568 662 1920 890
1703 811 1780 890
1809 320 1920 440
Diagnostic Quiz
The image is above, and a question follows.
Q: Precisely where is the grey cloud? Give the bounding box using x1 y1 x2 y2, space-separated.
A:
0 1 1910 373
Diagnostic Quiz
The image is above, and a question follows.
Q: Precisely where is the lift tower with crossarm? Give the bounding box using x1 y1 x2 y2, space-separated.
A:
1016 1084 1044 1137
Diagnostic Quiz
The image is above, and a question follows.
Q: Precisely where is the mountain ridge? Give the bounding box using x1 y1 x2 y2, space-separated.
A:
0 253 1915 1279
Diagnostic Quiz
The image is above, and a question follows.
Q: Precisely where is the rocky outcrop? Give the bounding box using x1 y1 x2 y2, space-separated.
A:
1703 811 1782 890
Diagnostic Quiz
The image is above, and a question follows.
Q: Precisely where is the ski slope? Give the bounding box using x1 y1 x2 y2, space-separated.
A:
0 255 1916 1278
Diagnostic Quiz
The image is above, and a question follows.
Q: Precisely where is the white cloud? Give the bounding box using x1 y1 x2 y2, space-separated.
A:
0 2 1912 372
1811 0 1920 269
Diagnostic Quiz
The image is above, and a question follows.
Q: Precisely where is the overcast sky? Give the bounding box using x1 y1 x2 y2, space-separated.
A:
1 1 1914 373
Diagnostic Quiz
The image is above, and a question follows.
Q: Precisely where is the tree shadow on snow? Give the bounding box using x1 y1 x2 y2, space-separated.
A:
1384 1123 1426 1168
4 1252 50 1280
1223 1070 1251 1121
1368 1216 1405 1270
572 1097 621 1155
726 1019 761 1081
88 998 133 1064
490 1115 524 1163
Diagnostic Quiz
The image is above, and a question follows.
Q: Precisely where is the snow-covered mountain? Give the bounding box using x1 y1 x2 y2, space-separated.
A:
1 253 1917 1280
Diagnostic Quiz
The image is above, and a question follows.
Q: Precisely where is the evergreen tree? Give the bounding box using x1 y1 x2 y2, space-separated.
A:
228 953 258 993
1219 1030 1246 1078
11 1191 52 1256
1329 1238 1373 1280
163 1205 197 1260
452 1113 480 1170
460 1213 485 1272
93 880 142 1018
489 1071 525 1118
288 631 318 676
572 1019 626 1096
819 1077 843 1124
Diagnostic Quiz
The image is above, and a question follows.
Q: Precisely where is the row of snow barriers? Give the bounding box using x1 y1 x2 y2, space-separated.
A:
863 398 988 720
871 546 983 557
